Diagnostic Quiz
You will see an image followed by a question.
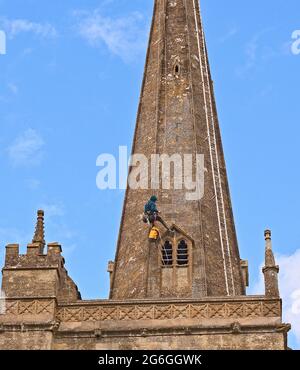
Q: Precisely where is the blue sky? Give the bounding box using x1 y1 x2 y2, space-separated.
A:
0 0 299 349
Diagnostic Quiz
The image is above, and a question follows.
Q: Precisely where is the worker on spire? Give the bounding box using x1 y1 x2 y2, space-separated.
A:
143 195 170 231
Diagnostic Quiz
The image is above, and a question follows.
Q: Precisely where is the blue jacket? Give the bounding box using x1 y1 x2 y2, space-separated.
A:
144 200 158 213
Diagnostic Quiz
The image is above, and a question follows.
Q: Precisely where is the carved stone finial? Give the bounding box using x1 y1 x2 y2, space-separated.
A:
264 229 276 265
32 210 45 254
263 229 280 298
264 229 272 241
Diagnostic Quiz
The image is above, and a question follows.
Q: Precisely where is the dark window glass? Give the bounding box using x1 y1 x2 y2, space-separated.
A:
177 240 188 265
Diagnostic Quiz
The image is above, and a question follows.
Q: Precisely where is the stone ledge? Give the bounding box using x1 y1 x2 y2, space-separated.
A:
0 321 59 332
56 321 290 338
57 295 279 306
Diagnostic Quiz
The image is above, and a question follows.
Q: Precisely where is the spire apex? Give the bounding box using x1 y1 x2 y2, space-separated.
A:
32 210 45 254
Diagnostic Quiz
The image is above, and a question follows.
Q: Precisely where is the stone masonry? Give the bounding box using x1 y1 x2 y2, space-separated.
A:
0 0 291 349
111 0 244 301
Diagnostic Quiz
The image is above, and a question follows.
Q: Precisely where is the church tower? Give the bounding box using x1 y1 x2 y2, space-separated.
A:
110 0 246 300
0 0 291 350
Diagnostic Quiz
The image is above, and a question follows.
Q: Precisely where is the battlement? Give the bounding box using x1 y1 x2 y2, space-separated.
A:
4 242 63 269
2 243 81 303
1 211 81 303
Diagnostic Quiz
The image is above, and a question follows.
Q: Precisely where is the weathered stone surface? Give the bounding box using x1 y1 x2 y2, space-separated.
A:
52 333 286 350
0 294 289 349
111 0 245 301
56 297 282 323
0 0 291 350
0 331 53 350
0 239 290 350
2 242 81 302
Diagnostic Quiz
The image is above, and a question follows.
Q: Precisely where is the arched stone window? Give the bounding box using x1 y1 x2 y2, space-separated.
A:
177 239 188 265
174 64 180 75
162 241 173 266
173 57 181 78
158 227 194 297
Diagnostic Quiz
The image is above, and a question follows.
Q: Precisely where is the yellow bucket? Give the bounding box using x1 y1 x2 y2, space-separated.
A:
149 227 159 241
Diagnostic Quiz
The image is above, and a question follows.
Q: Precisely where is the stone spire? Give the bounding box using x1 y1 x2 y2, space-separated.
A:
110 0 245 300
263 230 280 298
32 210 46 254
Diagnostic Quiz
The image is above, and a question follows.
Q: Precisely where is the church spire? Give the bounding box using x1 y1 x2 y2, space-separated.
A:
110 0 245 300
32 210 45 254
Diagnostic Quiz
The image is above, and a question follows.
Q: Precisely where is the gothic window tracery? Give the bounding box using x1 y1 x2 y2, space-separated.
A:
177 239 188 265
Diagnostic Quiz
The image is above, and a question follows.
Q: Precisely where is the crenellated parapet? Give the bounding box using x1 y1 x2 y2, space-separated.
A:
2 211 81 302
5 242 63 269
0 211 81 349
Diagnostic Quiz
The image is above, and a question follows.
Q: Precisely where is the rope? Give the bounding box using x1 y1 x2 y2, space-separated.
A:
192 0 230 296
183 0 207 296
198 1 236 295
158 236 172 266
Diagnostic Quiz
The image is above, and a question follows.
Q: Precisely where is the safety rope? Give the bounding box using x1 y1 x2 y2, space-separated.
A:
192 0 230 296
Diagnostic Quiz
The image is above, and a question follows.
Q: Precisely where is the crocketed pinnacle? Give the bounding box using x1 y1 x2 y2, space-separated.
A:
32 210 45 253
264 229 276 266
